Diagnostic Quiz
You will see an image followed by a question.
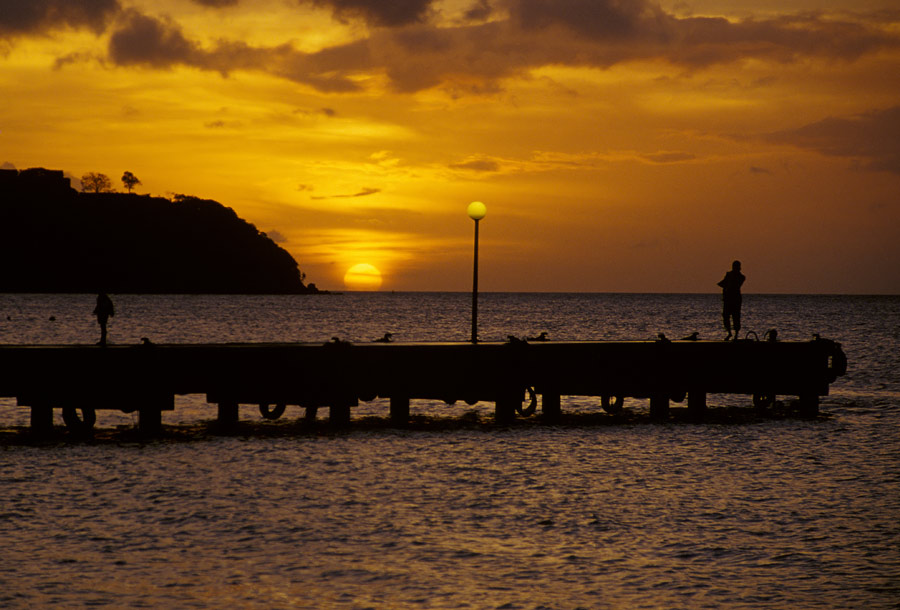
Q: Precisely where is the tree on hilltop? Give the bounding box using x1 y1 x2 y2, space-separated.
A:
81 172 113 193
122 171 141 193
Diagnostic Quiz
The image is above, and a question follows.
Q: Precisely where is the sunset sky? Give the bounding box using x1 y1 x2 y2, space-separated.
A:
2 0 899 293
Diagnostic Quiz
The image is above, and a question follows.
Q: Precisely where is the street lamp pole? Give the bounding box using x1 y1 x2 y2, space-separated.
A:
467 201 486 344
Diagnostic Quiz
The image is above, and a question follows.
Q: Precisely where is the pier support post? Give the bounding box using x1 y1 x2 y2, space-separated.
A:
330 403 351 427
139 408 162 435
495 390 518 424
798 394 819 419
390 396 410 426
30 405 53 434
217 401 239 427
688 391 707 416
541 392 561 422
650 394 669 419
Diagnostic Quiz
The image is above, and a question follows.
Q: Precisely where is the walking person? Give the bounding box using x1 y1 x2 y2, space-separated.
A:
94 292 115 346
717 261 745 341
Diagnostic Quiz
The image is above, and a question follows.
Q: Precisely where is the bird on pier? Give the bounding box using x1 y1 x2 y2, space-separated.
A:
373 332 393 343
140 337 154 346
657 333 671 343
526 331 549 342
680 332 699 341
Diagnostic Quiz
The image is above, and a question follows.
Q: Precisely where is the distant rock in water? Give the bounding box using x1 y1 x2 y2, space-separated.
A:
0 167 321 294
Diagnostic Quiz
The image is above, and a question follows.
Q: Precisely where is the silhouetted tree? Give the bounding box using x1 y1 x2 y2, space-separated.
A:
122 171 141 193
81 172 113 193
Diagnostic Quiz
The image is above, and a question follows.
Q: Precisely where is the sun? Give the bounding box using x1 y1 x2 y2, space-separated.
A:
344 263 383 290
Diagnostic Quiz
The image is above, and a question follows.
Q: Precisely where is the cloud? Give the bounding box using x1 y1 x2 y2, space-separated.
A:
309 0 435 27
105 10 366 91
311 187 381 199
640 151 696 164
108 10 199 68
766 106 900 175
265 229 287 243
0 0 120 38
449 157 501 172
192 0 239 6
80 4 900 96
511 0 664 39
312 5 900 93
463 0 493 22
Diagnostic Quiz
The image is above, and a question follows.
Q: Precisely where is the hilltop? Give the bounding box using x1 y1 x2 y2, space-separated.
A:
0 168 322 294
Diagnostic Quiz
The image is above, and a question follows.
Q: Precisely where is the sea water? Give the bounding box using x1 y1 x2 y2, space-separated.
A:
1 293 898 609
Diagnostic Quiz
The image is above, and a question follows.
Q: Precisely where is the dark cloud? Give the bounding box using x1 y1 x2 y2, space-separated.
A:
641 152 696 164
352 6 900 93
511 0 664 40
108 11 198 68
750 166 773 175
311 187 381 199
106 11 366 91
192 0 239 6
463 0 493 22
0 0 120 38
766 106 900 175
449 158 501 172
265 229 287 243
309 0 434 27
89 4 900 97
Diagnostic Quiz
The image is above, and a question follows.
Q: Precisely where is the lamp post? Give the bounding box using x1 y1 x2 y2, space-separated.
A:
467 201 486 343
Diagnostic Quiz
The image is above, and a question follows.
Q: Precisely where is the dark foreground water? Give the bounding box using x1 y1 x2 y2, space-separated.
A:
1 293 898 609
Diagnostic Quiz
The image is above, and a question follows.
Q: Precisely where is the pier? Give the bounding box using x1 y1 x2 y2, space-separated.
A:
0 337 847 435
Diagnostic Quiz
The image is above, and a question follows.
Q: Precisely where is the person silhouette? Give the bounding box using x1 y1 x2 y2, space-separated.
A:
717 260 745 341
94 293 115 346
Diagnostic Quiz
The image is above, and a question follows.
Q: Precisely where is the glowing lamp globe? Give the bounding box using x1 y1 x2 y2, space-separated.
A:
467 201 486 221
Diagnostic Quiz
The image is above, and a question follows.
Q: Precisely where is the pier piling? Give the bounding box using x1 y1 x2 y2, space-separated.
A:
650 394 670 419
390 396 410 425
688 391 707 415
541 392 561 422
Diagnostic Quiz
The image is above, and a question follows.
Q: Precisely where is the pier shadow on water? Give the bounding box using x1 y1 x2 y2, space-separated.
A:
0 401 829 446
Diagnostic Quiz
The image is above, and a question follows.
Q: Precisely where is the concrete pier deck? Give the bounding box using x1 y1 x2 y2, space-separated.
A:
0 337 847 434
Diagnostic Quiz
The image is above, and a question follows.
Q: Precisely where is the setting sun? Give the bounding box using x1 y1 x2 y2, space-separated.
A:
344 263 383 291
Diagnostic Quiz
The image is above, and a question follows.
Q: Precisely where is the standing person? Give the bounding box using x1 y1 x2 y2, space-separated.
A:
717 260 745 341
94 292 115 346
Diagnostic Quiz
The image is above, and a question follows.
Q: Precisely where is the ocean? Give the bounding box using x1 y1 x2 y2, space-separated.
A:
1 292 898 609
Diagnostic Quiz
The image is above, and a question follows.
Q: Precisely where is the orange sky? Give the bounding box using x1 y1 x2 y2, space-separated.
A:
2 0 899 293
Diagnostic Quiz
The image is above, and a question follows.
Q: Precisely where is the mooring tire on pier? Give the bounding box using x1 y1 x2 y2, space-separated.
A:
62 406 96 432
516 387 537 416
259 403 287 420
601 396 624 414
